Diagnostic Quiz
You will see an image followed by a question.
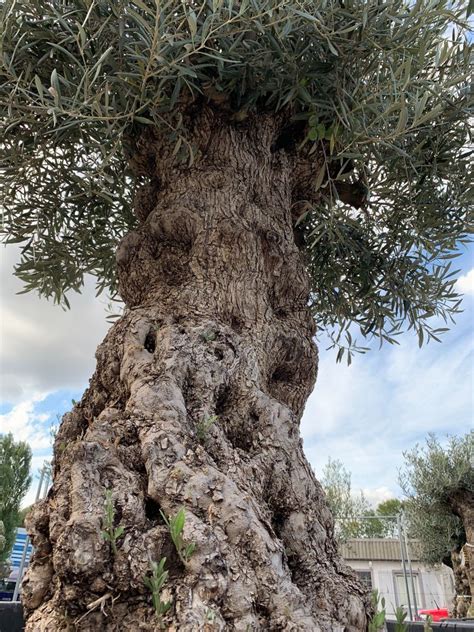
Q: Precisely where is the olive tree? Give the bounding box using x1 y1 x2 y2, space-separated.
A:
400 432 474 617
1 0 472 629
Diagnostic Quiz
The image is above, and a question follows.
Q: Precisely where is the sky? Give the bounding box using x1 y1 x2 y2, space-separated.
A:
1 244 473 508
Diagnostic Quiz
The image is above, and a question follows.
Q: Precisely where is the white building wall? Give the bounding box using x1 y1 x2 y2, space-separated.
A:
347 559 454 619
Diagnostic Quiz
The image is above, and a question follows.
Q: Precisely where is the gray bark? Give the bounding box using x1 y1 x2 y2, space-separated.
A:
449 490 474 617
23 110 369 631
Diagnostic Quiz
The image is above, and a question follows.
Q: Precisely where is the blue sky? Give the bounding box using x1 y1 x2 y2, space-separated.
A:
1 244 473 507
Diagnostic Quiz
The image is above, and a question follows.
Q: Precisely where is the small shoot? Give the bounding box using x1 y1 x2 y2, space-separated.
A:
196 415 218 443
394 605 408 632
368 590 386 632
100 489 124 555
200 329 216 343
424 615 434 632
205 608 217 622
144 557 171 624
160 507 196 564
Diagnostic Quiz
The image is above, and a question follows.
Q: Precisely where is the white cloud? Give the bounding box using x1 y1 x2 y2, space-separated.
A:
301 349 377 439
0 396 54 509
301 304 473 497
303 429 403 499
457 268 474 295
0 245 111 402
0 394 52 451
361 486 397 507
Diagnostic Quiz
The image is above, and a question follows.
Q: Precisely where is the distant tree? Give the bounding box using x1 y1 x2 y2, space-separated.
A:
376 498 403 519
374 499 404 538
322 459 403 539
400 432 474 617
321 458 370 540
0 434 32 563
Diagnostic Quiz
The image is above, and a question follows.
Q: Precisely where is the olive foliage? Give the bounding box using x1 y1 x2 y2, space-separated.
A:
400 432 473 566
0 0 472 359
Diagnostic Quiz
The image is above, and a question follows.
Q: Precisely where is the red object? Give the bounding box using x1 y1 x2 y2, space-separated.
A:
418 608 449 622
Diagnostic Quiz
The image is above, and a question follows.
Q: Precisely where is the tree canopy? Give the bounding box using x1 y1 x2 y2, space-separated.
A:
322 457 371 540
0 433 32 562
1 0 472 359
322 458 403 540
400 431 473 567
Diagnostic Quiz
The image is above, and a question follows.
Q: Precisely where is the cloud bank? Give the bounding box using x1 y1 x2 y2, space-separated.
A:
0 246 111 402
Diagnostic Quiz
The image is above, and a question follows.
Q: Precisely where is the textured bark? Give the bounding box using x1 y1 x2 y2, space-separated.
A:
452 549 471 618
23 111 368 631
449 490 474 617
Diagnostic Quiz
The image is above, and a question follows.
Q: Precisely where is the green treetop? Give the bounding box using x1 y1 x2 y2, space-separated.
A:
1 0 472 360
322 458 403 540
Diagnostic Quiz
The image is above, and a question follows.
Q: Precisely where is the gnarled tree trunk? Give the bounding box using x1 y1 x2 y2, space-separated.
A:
449 490 474 617
23 111 368 631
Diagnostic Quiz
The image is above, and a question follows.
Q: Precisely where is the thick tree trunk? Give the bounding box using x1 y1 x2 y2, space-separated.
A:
23 112 368 631
449 490 474 617
451 549 471 618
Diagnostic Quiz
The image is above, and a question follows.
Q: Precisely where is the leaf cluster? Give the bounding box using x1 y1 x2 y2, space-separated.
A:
160 507 196 564
0 0 472 355
0 521 5 555
143 557 171 622
394 605 408 632
100 488 125 555
196 414 218 443
368 590 386 632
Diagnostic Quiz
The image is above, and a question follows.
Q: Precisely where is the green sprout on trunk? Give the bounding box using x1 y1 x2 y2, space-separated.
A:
196 414 218 443
160 507 196 565
144 557 171 625
100 489 125 556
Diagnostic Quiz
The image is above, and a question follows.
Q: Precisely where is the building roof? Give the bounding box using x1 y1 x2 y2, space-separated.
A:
340 538 421 562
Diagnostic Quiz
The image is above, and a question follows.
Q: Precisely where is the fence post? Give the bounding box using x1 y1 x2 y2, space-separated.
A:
402 513 419 620
398 513 413 621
